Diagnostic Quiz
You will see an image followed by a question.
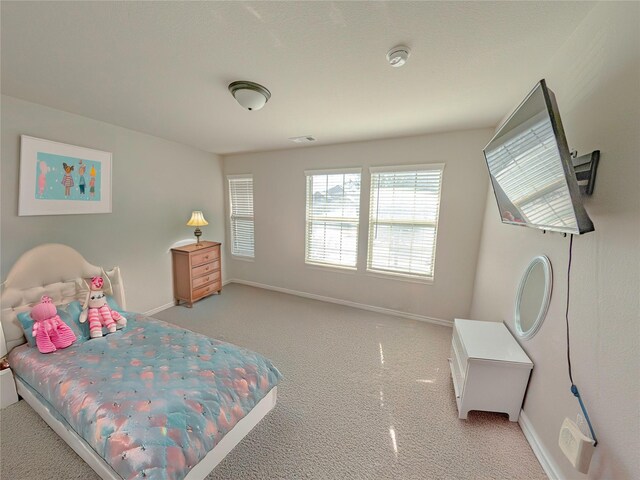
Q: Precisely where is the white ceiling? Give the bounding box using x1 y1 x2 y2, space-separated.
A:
1 1 595 155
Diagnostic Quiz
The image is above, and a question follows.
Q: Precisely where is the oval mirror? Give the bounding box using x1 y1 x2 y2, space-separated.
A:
515 255 552 340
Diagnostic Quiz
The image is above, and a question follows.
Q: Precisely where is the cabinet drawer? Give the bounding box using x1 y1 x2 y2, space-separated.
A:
452 340 466 380
452 326 468 371
192 259 220 277
192 248 219 267
448 347 463 402
192 273 217 289
193 281 221 300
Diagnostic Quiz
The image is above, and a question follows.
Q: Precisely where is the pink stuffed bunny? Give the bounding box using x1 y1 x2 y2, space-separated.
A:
79 276 126 338
30 296 76 354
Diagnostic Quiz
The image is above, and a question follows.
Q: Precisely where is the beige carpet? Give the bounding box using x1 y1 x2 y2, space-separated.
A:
1 284 546 479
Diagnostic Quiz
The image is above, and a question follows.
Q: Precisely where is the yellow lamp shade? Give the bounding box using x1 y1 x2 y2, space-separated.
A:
187 211 208 227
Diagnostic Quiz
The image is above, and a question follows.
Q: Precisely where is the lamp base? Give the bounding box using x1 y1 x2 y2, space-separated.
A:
194 228 203 245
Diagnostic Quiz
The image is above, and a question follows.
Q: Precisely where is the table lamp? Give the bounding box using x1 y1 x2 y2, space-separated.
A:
187 211 208 245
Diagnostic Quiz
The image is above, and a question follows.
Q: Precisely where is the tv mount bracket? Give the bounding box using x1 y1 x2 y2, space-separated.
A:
570 150 600 196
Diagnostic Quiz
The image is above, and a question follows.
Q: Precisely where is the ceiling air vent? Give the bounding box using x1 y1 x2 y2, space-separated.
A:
288 135 317 144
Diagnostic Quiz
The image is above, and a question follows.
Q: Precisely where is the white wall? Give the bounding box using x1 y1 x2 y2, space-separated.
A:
1 95 226 312
470 3 639 479
223 128 492 321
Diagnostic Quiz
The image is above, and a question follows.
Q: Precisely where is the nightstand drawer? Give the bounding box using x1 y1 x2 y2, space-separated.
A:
192 259 220 277
193 273 216 289
192 248 219 267
193 281 221 300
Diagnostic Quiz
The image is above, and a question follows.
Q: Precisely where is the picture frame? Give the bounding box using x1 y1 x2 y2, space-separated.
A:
18 135 112 216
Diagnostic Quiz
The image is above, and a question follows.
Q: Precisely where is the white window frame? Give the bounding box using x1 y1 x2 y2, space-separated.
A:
366 163 445 281
228 174 255 259
304 168 362 270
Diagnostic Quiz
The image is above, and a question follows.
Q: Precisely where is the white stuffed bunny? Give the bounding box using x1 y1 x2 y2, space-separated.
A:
79 276 126 338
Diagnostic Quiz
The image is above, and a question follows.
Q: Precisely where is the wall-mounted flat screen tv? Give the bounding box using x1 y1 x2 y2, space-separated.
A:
483 79 594 235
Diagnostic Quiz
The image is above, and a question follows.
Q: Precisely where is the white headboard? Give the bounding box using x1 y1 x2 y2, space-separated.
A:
1 244 126 355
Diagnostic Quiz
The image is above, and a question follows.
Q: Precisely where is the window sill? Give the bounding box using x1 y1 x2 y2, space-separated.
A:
365 269 434 285
304 261 357 272
231 255 255 262
305 263 435 285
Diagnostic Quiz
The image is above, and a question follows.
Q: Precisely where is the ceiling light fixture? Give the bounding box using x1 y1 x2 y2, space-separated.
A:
228 81 271 111
386 46 410 68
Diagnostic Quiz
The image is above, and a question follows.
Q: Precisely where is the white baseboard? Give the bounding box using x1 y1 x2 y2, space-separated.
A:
228 278 453 327
519 410 563 480
143 279 232 316
143 302 174 316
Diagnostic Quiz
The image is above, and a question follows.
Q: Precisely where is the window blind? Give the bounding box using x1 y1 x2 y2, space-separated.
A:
305 170 361 268
228 175 255 258
367 165 444 278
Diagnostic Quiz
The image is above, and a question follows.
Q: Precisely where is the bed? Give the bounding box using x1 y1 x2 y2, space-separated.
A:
1 243 281 480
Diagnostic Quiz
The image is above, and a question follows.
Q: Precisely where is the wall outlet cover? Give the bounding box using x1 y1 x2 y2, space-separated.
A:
559 417 595 474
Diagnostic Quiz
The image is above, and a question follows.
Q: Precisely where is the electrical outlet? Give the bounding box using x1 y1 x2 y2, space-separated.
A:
559 418 595 474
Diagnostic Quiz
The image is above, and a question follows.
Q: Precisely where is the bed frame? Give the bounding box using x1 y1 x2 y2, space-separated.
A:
0 243 277 480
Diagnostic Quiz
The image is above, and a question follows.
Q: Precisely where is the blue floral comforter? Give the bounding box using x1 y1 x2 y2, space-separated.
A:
9 314 282 480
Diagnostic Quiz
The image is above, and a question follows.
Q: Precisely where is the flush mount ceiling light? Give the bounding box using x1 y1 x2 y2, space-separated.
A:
386 46 410 67
228 81 271 111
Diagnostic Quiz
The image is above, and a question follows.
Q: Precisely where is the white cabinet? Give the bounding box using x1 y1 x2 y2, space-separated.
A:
0 368 19 409
449 318 533 422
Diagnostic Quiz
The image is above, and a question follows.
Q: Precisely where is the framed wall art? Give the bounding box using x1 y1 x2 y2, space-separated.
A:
18 135 112 216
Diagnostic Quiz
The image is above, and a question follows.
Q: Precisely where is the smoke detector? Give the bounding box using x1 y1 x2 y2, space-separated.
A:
386 46 410 67
229 81 271 111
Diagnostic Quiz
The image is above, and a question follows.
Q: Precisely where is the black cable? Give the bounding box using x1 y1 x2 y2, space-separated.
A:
565 233 598 446
566 234 574 385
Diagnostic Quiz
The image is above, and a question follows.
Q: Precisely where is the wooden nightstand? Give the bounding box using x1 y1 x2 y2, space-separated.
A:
171 241 222 307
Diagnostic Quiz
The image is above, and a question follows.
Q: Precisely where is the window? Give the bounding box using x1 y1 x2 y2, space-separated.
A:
367 164 444 279
228 175 254 258
305 169 361 268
